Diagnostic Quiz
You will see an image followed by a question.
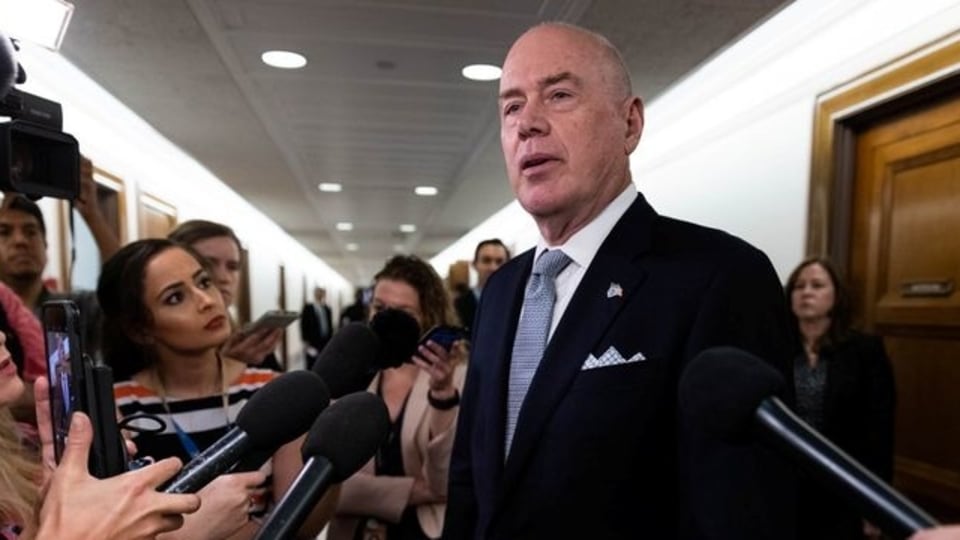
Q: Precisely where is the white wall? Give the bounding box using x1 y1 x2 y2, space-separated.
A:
432 0 960 281
13 42 351 366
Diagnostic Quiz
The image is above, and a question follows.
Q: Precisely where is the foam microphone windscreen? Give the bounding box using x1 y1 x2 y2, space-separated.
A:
368 308 420 368
311 323 381 398
0 31 16 99
678 346 785 441
236 370 331 448
302 391 389 482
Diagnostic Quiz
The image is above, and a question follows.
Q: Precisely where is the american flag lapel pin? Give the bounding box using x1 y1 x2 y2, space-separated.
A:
606 282 623 298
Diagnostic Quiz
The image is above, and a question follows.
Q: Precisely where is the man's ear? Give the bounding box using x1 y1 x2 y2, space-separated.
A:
624 96 644 155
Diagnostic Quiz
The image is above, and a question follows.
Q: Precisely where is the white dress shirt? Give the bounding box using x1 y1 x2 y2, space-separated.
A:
529 184 638 341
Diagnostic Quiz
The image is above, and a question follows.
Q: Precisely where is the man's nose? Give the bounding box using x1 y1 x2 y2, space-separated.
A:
9 229 29 245
517 102 549 140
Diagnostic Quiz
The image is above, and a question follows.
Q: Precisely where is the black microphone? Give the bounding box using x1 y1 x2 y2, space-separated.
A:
678 346 938 538
368 307 420 368
253 391 390 540
311 309 419 398
161 370 330 493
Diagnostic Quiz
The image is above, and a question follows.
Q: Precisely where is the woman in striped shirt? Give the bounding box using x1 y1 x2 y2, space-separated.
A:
100 239 333 539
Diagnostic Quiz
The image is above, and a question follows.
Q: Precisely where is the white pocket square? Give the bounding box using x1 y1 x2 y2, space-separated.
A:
581 346 647 370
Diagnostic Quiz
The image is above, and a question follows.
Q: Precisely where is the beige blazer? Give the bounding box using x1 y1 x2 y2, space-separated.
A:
328 364 466 540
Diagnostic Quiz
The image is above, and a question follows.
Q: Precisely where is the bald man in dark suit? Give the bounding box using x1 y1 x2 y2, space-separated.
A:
444 23 795 539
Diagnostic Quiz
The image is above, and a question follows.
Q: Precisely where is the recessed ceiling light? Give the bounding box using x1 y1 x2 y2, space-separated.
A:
345 243 359 251
335 222 353 231
262 50 307 69
399 224 417 233
318 182 342 192
414 186 438 196
461 63 501 81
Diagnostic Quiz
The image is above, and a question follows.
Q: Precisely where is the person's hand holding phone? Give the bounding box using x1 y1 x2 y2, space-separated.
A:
411 327 464 396
35 409 200 540
222 327 284 366
33 375 58 485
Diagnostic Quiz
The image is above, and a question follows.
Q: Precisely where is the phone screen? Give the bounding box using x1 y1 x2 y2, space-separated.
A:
418 325 466 353
45 329 75 462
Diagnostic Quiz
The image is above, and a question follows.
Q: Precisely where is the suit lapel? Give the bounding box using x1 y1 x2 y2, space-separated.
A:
498 196 657 501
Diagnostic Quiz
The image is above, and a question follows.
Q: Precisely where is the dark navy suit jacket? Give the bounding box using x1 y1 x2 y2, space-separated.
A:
445 195 796 539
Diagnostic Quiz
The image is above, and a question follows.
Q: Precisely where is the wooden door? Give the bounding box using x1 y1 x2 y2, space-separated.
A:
851 92 960 518
138 193 177 239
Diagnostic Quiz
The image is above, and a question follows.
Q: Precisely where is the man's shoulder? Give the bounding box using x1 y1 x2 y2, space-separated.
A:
648 214 772 270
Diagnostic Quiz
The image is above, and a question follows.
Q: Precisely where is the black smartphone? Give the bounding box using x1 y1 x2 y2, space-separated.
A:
42 300 127 477
415 325 467 362
42 300 84 463
240 310 300 335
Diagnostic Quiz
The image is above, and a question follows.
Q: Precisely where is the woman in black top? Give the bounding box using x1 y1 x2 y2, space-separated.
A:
786 257 896 540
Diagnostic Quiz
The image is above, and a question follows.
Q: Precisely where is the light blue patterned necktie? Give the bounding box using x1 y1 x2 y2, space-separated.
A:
505 249 572 457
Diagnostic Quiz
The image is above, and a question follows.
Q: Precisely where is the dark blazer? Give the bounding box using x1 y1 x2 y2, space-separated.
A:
300 302 332 351
795 331 895 539
445 195 796 539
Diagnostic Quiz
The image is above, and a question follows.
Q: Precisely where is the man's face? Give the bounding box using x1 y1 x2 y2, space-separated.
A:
474 244 509 287
498 26 642 229
0 209 48 281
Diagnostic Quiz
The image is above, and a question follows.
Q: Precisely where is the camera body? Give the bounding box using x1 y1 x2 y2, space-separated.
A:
0 36 79 200
42 300 126 478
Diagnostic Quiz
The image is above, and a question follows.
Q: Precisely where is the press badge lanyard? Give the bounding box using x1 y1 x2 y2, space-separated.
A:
154 355 230 459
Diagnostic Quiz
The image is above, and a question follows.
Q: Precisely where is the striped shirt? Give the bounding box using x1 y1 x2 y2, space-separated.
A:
114 367 277 510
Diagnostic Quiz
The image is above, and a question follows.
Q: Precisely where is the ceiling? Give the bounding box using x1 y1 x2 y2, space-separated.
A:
60 0 789 285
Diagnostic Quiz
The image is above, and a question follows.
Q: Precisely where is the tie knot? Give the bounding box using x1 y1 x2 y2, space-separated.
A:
533 249 571 278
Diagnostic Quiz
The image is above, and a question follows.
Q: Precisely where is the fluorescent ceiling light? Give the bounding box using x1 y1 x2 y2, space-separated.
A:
414 186 438 196
335 222 353 231
262 50 307 69
0 0 74 50
318 182 342 192
399 224 417 233
462 64 501 81
345 243 359 251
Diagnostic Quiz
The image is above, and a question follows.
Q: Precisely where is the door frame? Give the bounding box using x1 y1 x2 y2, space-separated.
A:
809 31 960 275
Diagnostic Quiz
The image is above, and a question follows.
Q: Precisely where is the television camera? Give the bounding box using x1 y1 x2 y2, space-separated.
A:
0 30 79 201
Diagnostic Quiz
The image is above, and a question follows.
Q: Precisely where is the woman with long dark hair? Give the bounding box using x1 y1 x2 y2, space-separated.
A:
785 257 896 540
100 239 332 539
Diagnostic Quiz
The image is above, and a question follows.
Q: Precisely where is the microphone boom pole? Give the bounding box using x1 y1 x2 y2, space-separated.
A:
756 397 937 538
253 456 335 540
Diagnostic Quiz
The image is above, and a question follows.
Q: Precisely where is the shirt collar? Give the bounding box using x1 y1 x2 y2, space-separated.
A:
535 183 637 270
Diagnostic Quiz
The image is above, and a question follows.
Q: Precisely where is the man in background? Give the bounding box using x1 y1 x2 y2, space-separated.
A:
0 156 119 419
454 239 510 332
300 286 333 370
0 156 118 356
339 288 367 327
